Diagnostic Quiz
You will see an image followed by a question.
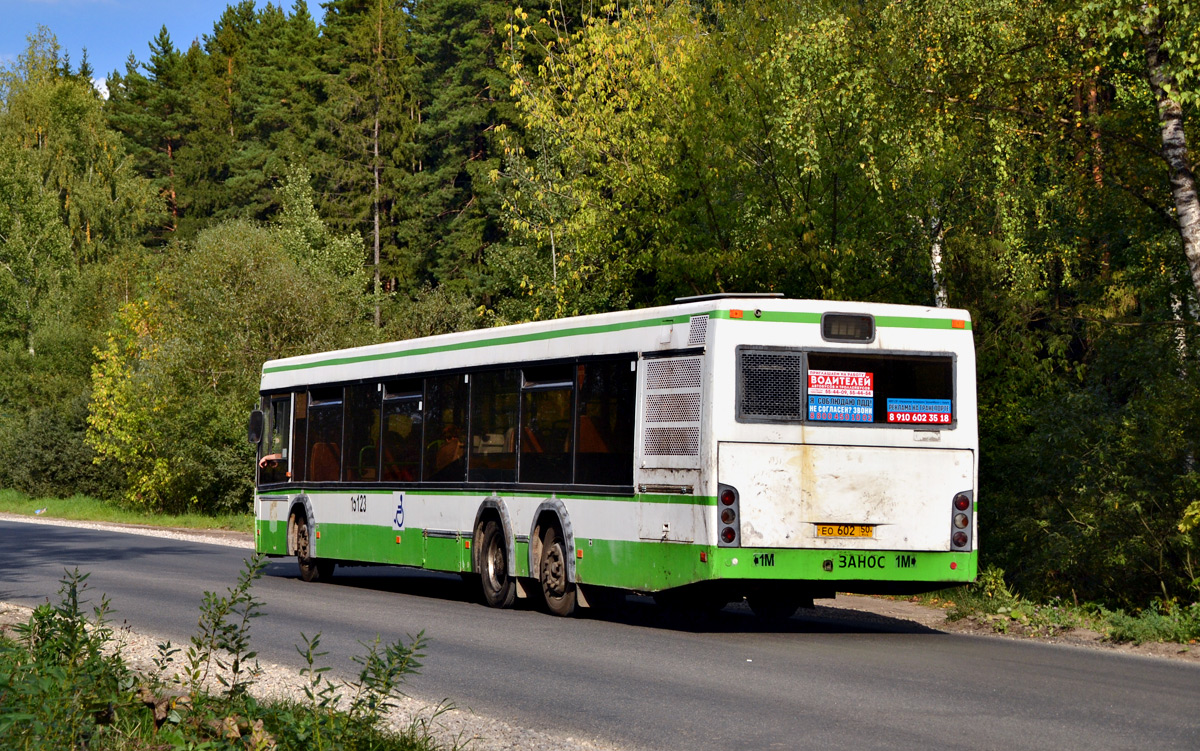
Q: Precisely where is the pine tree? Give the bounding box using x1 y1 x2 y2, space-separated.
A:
406 0 517 297
170 1 259 237
317 0 417 326
226 1 325 220
105 28 190 244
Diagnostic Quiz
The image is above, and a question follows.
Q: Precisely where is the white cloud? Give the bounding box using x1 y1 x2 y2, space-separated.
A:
92 77 108 99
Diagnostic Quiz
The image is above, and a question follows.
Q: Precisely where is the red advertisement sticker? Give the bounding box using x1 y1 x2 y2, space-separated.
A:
808 370 874 398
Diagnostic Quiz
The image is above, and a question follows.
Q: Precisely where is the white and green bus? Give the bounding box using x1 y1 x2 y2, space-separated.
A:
249 294 978 617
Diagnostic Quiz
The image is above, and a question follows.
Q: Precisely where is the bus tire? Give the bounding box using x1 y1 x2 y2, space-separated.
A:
478 520 516 608
539 526 577 617
294 514 334 583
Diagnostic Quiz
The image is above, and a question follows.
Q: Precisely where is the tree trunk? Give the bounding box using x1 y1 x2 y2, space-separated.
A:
928 207 947 308
374 111 381 329
373 1 384 329
1143 9 1200 304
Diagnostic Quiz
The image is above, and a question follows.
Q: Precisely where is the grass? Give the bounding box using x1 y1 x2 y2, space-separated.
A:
906 566 1200 647
0 488 253 534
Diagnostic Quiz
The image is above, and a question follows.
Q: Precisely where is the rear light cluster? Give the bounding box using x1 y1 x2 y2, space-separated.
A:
718 483 740 547
950 491 973 550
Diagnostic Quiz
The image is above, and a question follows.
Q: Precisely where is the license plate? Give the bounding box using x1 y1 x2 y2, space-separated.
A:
815 524 874 538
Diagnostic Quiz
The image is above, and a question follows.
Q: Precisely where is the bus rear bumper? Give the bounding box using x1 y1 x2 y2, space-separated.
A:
707 546 977 587
574 538 977 593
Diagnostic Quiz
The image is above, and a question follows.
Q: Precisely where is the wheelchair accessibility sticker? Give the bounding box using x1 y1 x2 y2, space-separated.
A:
392 492 405 530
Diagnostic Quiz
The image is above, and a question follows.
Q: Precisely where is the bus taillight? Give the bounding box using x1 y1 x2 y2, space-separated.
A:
718 483 740 547
950 490 973 551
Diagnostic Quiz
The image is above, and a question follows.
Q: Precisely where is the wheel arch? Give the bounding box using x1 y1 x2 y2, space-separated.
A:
472 496 516 578
287 495 316 557
528 497 577 584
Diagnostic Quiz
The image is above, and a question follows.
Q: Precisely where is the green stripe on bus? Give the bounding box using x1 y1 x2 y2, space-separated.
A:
876 315 972 331
712 309 972 331
262 314 694 374
709 310 822 323
578 540 977 590
258 519 978 592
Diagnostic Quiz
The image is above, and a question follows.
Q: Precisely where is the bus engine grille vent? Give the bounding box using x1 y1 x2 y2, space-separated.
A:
687 315 709 347
641 355 703 466
739 350 804 420
646 359 701 390
644 427 700 456
646 393 701 422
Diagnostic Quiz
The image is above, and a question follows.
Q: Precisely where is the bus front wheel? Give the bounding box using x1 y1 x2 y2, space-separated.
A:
539 526 577 617
294 514 334 583
478 520 516 608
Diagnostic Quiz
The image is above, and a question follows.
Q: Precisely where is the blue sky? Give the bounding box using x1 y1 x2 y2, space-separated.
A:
0 0 277 84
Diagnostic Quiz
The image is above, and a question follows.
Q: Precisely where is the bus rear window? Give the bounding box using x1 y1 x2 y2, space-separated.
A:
738 348 955 426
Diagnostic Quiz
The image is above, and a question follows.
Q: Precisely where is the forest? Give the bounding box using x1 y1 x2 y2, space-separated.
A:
0 0 1197 611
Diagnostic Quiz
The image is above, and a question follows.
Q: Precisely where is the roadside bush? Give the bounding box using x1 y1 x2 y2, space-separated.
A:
1105 602 1200 645
980 323 1200 610
0 396 124 500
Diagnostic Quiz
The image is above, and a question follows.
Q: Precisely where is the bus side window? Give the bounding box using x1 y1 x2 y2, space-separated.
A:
381 380 423 482
343 384 380 482
307 387 343 482
520 364 574 484
469 369 519 483
424 375 468 482
575 360 636 486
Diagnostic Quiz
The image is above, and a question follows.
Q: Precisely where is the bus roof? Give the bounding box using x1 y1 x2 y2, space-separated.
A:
259 297 972 392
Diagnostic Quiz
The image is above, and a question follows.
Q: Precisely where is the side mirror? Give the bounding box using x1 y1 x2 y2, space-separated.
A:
247 410 264 445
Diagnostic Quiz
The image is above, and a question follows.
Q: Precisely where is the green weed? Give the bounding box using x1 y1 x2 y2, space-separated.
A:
1104 601 1200 645
921 566 1200 643
928 566 1101 637
0 556 449 750
0 569 136 750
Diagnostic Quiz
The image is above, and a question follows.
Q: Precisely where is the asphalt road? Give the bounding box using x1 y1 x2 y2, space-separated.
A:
2 519 1197 750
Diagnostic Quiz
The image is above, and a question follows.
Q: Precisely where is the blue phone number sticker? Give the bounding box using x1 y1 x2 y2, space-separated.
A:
887 399 952 424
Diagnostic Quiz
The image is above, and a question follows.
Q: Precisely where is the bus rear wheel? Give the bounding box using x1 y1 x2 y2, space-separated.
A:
478 520 515 608
539 526 577 617
294 514 334 582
